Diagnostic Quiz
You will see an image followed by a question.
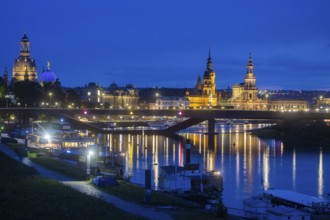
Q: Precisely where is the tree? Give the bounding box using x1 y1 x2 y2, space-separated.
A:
13 81 43 107
65 88 81 108
42 79 65 107
0 77 7 107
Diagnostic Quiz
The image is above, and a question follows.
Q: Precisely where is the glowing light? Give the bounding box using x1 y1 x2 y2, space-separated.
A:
44 133 51 140
318 148 323 197
88 150 94 156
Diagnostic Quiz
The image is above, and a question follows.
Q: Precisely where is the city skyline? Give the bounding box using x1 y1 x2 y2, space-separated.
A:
1 0 330 90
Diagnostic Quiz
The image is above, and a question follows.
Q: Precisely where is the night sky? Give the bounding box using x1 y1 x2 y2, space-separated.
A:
1 0 329 90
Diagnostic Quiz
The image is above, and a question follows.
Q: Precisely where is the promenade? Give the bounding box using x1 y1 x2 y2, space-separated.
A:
0 143 173 220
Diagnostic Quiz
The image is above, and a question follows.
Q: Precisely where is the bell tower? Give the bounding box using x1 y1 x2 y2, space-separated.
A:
202 49 216 97
244 53 256 89
243 53 258 101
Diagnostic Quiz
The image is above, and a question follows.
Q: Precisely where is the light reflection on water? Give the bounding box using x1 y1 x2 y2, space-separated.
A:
104 123 330 209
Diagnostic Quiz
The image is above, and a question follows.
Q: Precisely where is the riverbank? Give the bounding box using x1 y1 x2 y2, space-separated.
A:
251 120 330 147
1 143 234 220
0 151 143 220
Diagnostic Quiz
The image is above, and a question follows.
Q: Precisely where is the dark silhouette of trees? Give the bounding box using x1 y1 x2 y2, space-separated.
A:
13 81 43 107
0 77 7 106
42 79 65 107
65 88 81 108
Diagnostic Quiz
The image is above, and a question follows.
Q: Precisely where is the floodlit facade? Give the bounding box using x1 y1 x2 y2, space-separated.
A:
267 100 308 112
228 54 308 111
186 50 219 108
155 96 190 109
102 83 139 109
228 54 268 110
12 33 38 82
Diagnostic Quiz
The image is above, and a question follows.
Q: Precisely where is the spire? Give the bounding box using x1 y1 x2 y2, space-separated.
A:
3 66 8 84
195 74 202 90
47 61 51 71
207 48 213 71
246 52 254 74
248 52 253 66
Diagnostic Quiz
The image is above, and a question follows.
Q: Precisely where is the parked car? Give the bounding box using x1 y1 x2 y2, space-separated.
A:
92 176 119 187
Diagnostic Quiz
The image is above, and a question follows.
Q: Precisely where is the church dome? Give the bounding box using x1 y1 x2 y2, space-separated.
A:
41 62 57 83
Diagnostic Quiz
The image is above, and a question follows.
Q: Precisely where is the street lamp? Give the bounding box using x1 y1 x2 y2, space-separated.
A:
86 150 94 179
144 163 158 203
49 92 52 107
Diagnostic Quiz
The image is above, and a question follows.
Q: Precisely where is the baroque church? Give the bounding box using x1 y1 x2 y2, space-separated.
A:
9 33 57 84
185 50 219 108
184 51 307 111
228 53 268 110
12 33 38 82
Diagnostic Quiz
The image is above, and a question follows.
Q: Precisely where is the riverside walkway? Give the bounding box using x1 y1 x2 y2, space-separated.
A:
0 144 173 220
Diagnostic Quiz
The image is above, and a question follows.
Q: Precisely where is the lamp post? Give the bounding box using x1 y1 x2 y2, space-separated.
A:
144 163 158 203
86 150 94 179
49 92 52 107
24 130 29 157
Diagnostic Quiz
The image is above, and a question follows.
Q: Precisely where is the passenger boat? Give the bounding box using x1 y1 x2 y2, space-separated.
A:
243 189 330 220
158 140 223 194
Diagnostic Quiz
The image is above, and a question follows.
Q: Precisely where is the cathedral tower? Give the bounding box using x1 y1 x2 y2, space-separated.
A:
243 53 258 101
202 49 216 98
12 33 37 82
244 53 256 89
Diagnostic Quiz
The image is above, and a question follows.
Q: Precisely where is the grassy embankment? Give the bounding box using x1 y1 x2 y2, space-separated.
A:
0 151 143 220
6 143 224 220
251 120 330 147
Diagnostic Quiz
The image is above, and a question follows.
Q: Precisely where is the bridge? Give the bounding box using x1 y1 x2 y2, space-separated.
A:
1 108 330 120
1 108 330 132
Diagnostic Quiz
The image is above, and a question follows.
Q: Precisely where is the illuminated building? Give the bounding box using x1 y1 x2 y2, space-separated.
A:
102 83 139 109
155 96 190 109
40 62 57 83
229 53 267 110
185 50 219 108
229 53 308 111
267 100 307 112
315 96 330 110
12 33 38 82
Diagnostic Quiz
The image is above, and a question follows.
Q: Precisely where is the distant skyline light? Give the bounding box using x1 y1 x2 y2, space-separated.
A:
0 0 330 90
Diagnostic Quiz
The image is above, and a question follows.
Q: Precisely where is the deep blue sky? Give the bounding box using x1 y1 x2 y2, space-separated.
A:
1 0 330 90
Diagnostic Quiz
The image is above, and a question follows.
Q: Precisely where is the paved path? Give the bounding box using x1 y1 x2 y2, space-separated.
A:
0 144 173 220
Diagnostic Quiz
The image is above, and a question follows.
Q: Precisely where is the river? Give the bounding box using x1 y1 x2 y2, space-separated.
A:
103 123 330 209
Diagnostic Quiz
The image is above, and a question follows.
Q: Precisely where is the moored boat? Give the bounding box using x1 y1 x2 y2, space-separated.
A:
243 189 330 220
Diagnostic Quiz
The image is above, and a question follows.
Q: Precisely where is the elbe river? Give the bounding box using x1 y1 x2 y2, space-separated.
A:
104 123 330 209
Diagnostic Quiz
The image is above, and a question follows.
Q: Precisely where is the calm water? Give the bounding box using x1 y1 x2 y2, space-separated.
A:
103 123 330 209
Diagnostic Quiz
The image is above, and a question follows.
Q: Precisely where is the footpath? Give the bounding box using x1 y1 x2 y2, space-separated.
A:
0 144 173 220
